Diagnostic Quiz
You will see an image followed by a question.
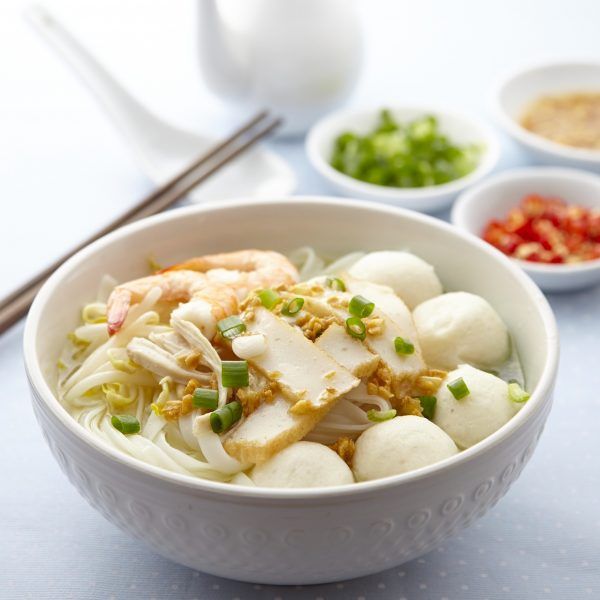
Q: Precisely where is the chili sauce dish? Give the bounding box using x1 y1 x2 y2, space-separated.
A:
495 61 600 170
24 197 558 584
306 106 499 213
452 167 600 291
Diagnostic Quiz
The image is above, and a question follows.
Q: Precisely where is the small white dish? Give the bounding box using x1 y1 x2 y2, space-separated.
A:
495 61 600 171
452 167 600 292
306 105 500 213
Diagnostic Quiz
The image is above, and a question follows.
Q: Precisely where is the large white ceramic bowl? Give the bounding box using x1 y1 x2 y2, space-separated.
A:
306 106 500 213
495 61 600 171
452 167 600 292
23 197 558 585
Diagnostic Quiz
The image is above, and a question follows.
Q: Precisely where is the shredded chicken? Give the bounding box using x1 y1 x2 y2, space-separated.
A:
127 337 212 384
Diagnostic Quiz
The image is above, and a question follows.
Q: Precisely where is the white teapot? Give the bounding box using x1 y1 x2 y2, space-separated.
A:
197 0 363 135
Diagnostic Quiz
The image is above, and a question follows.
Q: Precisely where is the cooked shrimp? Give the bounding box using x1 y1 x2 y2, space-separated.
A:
106 270 238 336
107 250 298 336
162 250 298 300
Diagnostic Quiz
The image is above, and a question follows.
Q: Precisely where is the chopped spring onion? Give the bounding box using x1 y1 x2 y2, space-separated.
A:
217 316 246 340
419 395 437 420
394 336 415 355
210 401 243 433
281 297 304 316
447 377 470 400
221 360 249 388
111 414 141 434
326 277 346 291
330 111 481 188
345 316 366 341
367 408 397 422
257 288 280 310
349 295 375 318
508 382 530 403
192 388 219 410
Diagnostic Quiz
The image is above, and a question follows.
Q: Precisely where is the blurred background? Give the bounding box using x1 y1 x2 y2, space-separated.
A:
4 0 600 294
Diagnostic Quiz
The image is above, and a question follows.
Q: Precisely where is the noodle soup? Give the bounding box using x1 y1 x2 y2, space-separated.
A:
58 248 527 488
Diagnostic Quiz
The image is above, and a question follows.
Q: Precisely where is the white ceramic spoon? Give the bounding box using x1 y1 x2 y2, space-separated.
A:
25 5 297 201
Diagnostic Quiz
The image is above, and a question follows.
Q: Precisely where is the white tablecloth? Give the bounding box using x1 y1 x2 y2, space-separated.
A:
2 1 599 598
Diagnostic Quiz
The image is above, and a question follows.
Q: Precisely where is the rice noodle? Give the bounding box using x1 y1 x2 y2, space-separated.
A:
64 369 156 404
290 247 366 280
317 251 365 276
306 398 376 444
62 310 164 394
230 472 255 486
74 323 109 348
193 414 245 475
288 246 326 280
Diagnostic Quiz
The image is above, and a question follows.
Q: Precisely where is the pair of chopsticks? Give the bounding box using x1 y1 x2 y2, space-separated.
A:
0 111 281 336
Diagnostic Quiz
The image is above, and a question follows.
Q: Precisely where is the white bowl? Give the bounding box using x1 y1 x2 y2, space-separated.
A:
495 61 600 171
452 167 600 292
23 197 558 584
306 106 500 213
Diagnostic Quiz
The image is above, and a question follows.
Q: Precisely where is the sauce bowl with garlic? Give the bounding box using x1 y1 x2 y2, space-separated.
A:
495 61 600 171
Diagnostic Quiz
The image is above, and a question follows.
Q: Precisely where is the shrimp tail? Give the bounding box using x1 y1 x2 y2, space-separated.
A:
106 288 131 336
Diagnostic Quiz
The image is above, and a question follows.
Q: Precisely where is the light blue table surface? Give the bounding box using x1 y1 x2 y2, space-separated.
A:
2 1 600 598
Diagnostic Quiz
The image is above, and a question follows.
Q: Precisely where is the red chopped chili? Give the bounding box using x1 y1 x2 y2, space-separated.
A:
482 195 600 264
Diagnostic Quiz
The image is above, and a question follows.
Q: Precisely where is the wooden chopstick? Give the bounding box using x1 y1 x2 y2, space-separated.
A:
0 111 281 335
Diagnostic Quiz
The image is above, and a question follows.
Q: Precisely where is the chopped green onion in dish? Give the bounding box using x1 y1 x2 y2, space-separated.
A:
221 360 249 388
508 382 530 403
111 414 141 434
345 316 366 341
192 388 219 410
394 336 415 355
257 288 280 310
367 408 397 422
419 395 437 420
326 277 346 291
281 297 304 316
349 295 375 318
447 377 470 400
210 401 243 433
330 110 481 188
217 316 246 340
